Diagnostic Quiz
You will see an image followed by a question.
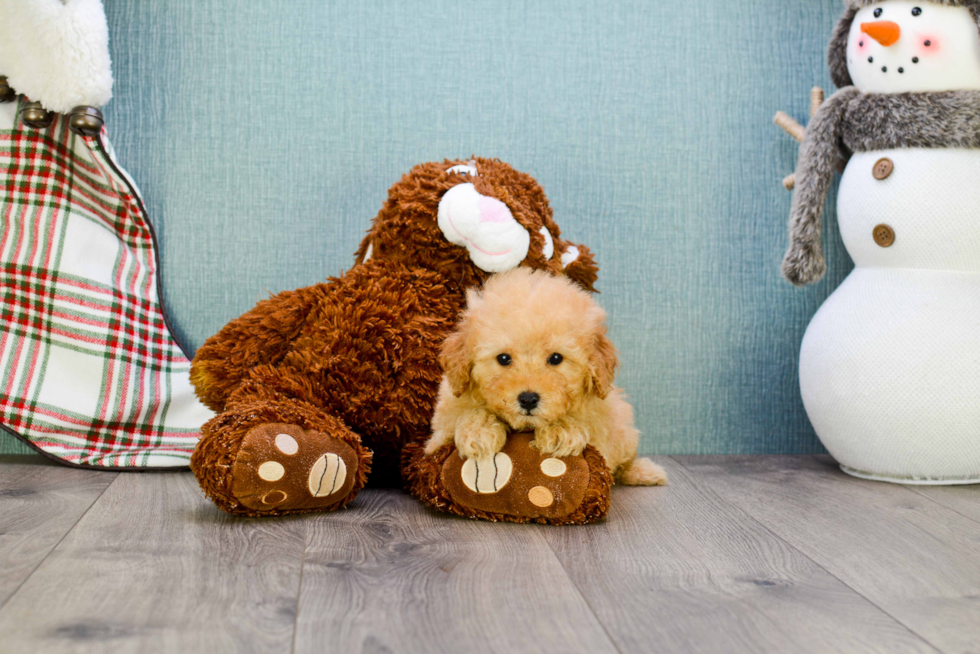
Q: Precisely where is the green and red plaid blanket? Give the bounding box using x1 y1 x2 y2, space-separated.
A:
0 99 212 468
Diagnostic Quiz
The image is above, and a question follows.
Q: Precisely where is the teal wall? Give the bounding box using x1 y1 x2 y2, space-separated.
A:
1 0 853 456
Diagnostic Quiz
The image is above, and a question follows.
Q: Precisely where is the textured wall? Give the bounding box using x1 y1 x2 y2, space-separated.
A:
1 0 853 456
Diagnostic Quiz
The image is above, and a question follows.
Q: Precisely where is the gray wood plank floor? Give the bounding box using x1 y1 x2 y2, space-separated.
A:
0 454 977 654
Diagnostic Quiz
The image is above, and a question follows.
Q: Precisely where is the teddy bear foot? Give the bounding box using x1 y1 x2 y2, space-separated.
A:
405 432 612 525
223 422 362 514
191 399 371 517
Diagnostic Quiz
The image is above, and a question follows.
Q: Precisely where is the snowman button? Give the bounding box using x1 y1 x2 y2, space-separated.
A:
873 224 895 248
872 158 894 180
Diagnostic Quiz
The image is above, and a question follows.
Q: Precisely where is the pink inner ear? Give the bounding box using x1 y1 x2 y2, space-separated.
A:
478 196 512 224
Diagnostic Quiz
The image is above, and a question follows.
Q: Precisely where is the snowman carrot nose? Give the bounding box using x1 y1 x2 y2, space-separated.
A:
861 21 901 46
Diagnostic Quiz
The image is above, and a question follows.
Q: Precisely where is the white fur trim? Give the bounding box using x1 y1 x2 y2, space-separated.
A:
539 227 555 259
0 0 113 113
437 183 530 273
560 244 580 268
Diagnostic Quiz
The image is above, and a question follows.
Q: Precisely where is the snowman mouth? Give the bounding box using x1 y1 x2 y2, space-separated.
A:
863 53 919 75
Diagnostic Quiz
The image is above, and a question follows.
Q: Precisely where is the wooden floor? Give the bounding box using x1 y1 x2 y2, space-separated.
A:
1 455 978 654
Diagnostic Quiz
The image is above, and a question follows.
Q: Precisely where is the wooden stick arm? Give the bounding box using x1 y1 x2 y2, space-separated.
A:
775 86 825 191
810 87 825 118
774 112 805 143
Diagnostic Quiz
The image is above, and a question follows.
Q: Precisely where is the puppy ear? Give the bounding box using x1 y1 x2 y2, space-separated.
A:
588 333 618 399
440 329 472 397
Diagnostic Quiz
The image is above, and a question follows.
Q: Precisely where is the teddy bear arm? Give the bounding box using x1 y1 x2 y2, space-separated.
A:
190 284 327 412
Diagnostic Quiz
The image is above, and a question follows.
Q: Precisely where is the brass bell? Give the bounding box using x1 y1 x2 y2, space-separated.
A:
21 101 54 129
0 76 15 103
68 106 104 137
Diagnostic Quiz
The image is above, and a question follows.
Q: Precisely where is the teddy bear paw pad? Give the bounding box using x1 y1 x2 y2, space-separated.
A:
229 423 359 513
441 432 591 520
460 452 513 493
308 453 347 497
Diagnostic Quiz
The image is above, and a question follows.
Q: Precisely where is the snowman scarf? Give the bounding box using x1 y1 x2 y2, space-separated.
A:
783 87 980 286
0 0 212 467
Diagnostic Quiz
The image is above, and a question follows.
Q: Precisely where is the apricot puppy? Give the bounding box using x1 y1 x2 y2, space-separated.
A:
426 268 666 486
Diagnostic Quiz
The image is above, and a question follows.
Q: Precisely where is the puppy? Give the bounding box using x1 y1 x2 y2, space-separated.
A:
426 268 666 486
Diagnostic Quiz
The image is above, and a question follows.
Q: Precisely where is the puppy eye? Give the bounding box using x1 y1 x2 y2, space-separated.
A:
496 353 512 366
548 353 563 366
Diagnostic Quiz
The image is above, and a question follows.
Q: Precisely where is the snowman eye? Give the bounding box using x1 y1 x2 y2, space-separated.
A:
912 7 922 16
874 7 883 17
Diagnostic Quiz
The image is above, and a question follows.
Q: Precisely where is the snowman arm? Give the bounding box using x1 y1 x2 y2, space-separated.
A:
782 86 860 286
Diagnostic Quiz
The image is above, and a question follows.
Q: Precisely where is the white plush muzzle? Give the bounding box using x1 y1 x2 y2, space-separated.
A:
437 183 531 273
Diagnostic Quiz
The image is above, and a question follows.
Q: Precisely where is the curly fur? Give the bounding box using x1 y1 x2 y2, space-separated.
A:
425 268 666 486
784 89 980 285
191 158 600 511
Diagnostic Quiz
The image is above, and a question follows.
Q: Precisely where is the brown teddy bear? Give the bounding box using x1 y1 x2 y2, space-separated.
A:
189 158 601 517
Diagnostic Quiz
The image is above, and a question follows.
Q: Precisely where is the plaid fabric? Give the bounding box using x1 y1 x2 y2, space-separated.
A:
0 99 213 467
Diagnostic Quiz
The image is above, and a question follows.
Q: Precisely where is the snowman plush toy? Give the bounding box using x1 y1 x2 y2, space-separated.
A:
785 0 980 483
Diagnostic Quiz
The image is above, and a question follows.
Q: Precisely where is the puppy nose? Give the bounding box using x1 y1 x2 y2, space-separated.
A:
518 391 540 411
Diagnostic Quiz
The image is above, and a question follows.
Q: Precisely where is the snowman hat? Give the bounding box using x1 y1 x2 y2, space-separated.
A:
829 0 980 87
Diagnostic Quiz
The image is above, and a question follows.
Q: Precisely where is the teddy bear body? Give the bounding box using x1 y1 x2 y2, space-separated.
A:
189 159 599 515
217 261 467 484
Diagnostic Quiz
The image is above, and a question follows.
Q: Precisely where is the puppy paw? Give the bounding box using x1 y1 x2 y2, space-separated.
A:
455 411 508 460
532 421 589 458
617 457 668 486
